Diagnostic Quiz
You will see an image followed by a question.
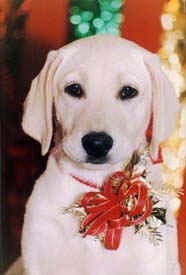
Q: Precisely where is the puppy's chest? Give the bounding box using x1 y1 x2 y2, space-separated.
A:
53 201 168 275
44 174 175 275
51 177 166 250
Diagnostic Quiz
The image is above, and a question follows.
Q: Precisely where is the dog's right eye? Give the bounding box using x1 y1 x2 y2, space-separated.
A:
118 86 138 100
64 83 84 98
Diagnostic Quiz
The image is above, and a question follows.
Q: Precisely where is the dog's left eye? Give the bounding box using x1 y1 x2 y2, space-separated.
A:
118 86 138 100
64 83 84 98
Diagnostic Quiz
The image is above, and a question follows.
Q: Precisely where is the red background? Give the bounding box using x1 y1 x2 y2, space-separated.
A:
2 0 185 273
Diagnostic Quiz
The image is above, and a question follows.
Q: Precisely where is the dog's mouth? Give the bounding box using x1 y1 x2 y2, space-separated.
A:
86 155 109 164
62 145 110 166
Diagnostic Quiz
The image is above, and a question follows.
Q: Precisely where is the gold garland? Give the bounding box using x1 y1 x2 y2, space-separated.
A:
159 0 186 214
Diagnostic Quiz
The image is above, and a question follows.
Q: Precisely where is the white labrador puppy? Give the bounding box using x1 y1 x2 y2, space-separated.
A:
21 35 180 275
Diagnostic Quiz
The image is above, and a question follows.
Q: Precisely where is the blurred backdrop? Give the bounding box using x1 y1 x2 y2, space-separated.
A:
1 0 186 274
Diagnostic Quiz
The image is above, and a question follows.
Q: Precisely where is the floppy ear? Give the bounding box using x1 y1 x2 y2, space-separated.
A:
144 53 179 160
22 50 61 155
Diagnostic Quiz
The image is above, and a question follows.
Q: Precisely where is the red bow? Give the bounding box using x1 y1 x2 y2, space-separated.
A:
79 172 153 250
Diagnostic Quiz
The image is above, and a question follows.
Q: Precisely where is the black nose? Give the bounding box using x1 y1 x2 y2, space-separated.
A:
81 132 113 160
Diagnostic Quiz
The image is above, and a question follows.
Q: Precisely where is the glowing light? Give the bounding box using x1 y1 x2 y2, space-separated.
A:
166 0 180 13
110 0 123 10
168 53 179 65
106 24 119 35
96 27 107 34
93 18 104 29
81 11 94 22
161 14 174 30
70 15 81 25
77 22 90 34
101 10 113 21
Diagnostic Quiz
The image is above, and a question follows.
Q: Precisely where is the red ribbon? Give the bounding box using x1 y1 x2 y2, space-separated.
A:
79 171 153 250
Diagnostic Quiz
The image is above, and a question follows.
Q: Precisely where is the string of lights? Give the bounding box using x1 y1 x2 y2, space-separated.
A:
69 0 125 39
159 0 186 214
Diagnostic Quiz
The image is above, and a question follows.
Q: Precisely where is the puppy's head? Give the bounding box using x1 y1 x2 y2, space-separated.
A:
22 35 179 169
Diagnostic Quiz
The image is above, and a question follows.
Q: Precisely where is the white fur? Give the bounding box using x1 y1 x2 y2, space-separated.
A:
21 35 180 275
